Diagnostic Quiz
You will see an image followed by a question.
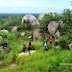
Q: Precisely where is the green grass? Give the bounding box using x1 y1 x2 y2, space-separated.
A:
0 31 72 72
0 49 72 72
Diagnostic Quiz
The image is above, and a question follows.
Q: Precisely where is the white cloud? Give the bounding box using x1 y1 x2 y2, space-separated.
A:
1 0 56 8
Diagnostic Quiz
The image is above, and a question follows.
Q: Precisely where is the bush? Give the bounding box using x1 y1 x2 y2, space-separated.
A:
39 14 59 34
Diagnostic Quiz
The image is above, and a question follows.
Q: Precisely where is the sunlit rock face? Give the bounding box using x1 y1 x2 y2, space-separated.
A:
48 21 59 34
22 14 39 25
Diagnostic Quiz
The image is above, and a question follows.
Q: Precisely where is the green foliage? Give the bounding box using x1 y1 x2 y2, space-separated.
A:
62 9 72 23
58 32 72 49
17 23 27 31
0 9 72 72
39 14 59 34
18 20 34 31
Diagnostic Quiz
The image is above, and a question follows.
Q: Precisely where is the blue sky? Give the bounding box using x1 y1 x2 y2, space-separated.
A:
0 0 71 13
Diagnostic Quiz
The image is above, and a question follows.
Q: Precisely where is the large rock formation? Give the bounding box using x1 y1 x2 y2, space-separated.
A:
38 14 45 20
68 43 72 50
48 12 55 16
0 29 8 33
0 36 3 44
33 29 41 40
48 21 59 34
22 14 39 25
10 26 17 32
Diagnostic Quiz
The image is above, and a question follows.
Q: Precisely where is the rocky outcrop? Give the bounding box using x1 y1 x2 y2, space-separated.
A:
10 26 17 32
55 30 60 37
22 14 39 25
0 29 9 33
33 29 41 40
48 12 55 16
48 21 59 34
20 32 25 37
38 14 45 20
68 43 72 50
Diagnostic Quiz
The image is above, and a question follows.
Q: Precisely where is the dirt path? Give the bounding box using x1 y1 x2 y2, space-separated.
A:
18 50 35 56
9 64 16 68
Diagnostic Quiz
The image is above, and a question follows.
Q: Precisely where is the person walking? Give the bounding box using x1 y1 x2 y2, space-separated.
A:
43 41 48 51
4 38 7 47
28 42 31 52
22 42 26 53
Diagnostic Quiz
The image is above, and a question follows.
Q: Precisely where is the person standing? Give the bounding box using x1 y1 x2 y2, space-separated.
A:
23 42 26 53
28 42 31 53
4 38 7 47
49 36 53 44
43 41 48 51
55 36 58 45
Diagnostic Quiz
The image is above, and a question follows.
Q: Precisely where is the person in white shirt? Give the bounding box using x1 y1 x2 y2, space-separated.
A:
43 41 48 51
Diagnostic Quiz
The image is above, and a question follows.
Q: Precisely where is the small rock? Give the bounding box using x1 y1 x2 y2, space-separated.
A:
10 26 17 32
0 29 9 33
55 30 60 37
38 14 45 20
20 32 25 37
28 36 32 39
68 43 72 50
9 64 16 68
53 45 60 49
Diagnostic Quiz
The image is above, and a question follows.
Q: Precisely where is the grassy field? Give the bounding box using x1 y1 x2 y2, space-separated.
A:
0 31 72 72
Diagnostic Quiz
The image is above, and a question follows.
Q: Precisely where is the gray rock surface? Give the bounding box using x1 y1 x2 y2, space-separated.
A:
0 29 9 33
33 29 41 40
11 26 17 32
48 21 59 34
20 32 25 37
22 14 39 25
38 14 45 20
68 43 72 50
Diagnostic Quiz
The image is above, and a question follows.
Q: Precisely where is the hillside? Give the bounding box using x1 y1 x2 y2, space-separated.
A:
0 9 72 72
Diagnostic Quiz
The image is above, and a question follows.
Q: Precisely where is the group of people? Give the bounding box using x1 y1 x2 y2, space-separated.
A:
43 36 58 51
3 35 58 53
21 42 31 53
